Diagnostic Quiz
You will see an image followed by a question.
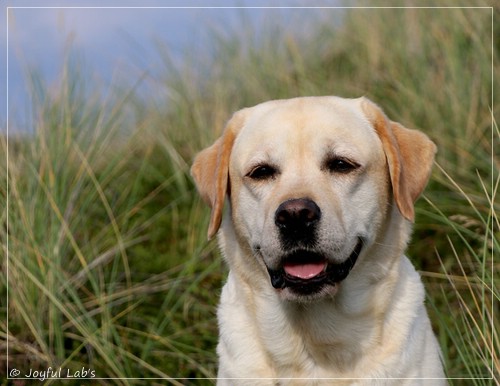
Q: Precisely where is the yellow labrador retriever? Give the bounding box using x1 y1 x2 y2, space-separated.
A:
191 96 446 384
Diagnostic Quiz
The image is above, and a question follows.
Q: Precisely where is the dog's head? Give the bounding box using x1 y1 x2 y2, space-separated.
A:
191 96 436 302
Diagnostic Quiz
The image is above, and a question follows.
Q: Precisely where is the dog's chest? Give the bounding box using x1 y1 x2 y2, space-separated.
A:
256 297 371 377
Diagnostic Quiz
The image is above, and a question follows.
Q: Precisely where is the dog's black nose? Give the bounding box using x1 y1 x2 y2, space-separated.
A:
275 198 321 233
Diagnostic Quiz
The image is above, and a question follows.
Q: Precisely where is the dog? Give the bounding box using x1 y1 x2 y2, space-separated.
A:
191 96 446 385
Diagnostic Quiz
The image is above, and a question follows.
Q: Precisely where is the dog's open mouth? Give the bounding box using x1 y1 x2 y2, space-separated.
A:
268 240 363 295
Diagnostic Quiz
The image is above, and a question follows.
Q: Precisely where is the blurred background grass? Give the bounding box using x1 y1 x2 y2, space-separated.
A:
1 4 499 385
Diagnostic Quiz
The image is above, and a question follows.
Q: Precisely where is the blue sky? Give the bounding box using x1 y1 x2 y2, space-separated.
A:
3 0 340 132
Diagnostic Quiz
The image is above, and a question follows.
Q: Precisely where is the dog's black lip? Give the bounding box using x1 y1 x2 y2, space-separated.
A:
268 239 363 293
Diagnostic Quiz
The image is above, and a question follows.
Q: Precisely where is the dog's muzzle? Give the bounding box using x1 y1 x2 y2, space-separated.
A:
267 239 363 295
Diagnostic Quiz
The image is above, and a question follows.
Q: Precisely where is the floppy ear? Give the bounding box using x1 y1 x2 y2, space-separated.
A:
190 111 246 239
360 98 437 222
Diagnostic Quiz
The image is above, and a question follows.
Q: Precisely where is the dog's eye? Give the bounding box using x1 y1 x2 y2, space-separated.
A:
325 158 359 174
247 164 278 180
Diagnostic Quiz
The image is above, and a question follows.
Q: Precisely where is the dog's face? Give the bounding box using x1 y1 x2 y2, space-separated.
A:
191 96 436 302
228 99 389 301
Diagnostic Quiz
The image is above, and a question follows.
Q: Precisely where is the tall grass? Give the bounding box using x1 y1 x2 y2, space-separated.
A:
2 52 220 383
2 4 498 385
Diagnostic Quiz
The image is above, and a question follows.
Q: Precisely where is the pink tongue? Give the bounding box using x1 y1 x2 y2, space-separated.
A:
284 261 326 279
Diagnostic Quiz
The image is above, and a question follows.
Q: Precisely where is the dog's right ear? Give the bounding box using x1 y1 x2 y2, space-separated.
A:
190 111 247 240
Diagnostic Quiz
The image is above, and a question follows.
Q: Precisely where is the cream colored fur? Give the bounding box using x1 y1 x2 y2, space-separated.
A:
191 96 446 385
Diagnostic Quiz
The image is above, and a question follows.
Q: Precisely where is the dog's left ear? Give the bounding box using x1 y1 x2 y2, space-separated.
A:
190 110 247 239
360 97 437 222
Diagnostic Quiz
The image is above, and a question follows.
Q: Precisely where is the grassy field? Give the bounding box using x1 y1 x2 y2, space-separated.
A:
2 5 499 385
